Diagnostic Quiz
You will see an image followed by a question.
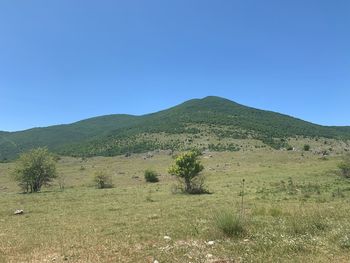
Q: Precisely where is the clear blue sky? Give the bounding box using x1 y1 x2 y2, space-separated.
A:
1 0 349 131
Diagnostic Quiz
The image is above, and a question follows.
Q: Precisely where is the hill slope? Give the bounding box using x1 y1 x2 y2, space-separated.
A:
1 96 349 159
0 115 138 160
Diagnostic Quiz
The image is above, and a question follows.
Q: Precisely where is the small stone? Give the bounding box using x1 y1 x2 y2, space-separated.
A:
207 240 215 245
14 209 24 215
164 236 171 241
206 254 213 258
243 239 249 242
154 260 159 263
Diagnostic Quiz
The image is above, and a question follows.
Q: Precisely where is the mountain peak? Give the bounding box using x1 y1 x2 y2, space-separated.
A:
0 96 349 160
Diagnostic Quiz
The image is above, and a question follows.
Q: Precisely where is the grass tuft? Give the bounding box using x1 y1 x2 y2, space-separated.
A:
214 210 247 237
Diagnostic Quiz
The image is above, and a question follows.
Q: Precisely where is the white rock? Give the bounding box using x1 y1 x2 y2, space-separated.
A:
207 240 215 245
206 254 213 258
14 209 24 215
163 236 171 241
154 260 159 263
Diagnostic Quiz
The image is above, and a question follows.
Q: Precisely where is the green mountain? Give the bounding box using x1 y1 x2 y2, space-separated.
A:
1 96 349 160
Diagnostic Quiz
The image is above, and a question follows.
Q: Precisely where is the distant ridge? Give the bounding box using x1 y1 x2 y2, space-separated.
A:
1 96 349 160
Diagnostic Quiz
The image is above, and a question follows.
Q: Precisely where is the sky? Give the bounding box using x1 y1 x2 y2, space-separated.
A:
0 0 349 131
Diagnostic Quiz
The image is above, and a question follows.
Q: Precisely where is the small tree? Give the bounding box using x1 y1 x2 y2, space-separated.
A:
94 171 113 189
338 154 350 178
168 150 207 194
13 147 57 193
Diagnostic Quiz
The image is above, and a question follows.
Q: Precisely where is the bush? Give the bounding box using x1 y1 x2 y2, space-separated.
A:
94 171 113 189
214 210 246 237
338 154 350 178
168 150 208 194
13 147 57 193
303 144 310 151
144 169 159 183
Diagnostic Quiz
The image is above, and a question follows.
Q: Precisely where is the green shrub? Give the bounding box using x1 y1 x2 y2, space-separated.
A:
13 147 57 193
168 150 209 194
94 171 113 189
144 169 159 183
303 144 310 151
214 211 246 237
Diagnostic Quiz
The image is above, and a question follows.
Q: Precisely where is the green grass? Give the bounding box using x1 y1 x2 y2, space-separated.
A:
214 210 247 237
1 150 350 262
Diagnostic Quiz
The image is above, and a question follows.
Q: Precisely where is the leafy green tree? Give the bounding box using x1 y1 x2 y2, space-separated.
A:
168 151 206 194
13 148 57 193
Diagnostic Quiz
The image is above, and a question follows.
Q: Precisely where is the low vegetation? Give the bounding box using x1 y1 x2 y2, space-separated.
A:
338 154 350 178
214 210 247 237
144 169 159 183
93 171 113 189
303 144 311 151
2 149 350 262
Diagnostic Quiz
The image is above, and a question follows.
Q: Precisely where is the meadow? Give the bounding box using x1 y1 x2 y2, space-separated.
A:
1 149 350 262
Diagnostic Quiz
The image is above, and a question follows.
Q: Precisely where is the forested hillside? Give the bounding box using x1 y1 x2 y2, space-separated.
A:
1 96 349 160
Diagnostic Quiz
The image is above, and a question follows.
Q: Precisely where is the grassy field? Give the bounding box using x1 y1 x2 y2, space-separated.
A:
1 149 350 262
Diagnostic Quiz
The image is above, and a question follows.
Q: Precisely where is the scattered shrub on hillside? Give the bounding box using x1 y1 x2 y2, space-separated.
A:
94 171 113 189
214 210 247 237
208 143 240 152
338 154 350 178
303 144 310 151
259 136 291 150
144 169 159 183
